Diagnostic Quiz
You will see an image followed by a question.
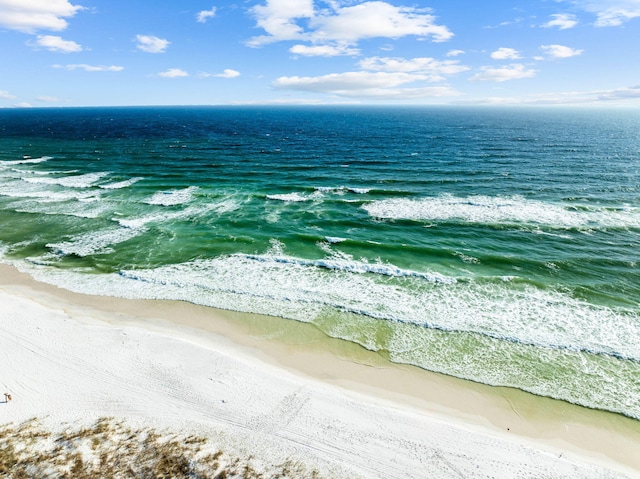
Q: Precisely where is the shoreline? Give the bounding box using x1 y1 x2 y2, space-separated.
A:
1 262 639 477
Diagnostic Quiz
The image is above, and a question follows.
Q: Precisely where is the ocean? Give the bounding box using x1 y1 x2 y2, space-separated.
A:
1 106 639 420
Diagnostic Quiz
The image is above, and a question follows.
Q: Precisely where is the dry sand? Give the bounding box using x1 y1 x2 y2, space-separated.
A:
1 264 639 478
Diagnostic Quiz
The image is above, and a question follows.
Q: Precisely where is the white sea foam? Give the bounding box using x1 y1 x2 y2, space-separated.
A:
23 172 109 188
267 192 319 202
363 194 640 229
144 186 198 206
0 156 53 165
11 256 640 421
115 199 236 229
99 177 144 189
325 237 347 244
52 248 636 364
314 186 371 195
0 179 101 203
14 199 110 219
46 227 144 257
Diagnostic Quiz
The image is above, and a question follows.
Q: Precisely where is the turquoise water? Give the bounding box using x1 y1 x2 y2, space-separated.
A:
1 106 639 419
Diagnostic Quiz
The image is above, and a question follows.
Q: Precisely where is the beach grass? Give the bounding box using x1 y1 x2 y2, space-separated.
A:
0 417 324 479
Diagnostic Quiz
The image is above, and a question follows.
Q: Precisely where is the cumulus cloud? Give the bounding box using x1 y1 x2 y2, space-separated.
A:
248 0 453 47
490 47 521 60
136 35 170 53
158 68 189 78
542 13 578 29
273 70 460 99
0 0 83 33
569 0 640 26
0 90 17 100
469 64 536 82
310 2 453 43
249 0 314 44
32 35 82 52
197 7 217 23
54 64 124 71
446 49 465 57
540 44 584 58
359 56 469 81
200 69 241 78
290 44 359 56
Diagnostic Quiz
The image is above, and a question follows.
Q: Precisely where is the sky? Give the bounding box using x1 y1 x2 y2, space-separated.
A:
0 0 639 107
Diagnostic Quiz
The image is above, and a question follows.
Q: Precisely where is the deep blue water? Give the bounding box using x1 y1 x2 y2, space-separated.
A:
1 106 639 418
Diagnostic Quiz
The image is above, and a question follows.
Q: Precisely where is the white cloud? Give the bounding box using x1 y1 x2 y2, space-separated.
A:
197 7 217 23
469 64 536 82
0 90 17 100
490 47 521 60
290 44 359 57
36 95 59 102
446 49 465 57
217 69 240 78
569 0 640 26
359 56 469 81
540 44 584 58
249 0 314 45
158 68 189 78
595 85 640 100
0 0 83 33
310 2 453 44
542 13 578 29
459 85 640 105
55 64 124 72
273 71 460 99
199 69 241 78
136 35 170 53
248 0 453 46
32 35 82 52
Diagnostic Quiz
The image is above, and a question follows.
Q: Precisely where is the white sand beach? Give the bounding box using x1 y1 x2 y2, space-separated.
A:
1 264 640 478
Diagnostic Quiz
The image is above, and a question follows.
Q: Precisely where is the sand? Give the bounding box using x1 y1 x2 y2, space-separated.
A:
1 264 639 478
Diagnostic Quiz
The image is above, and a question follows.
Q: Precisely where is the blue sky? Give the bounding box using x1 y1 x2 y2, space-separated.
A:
1 0 639 106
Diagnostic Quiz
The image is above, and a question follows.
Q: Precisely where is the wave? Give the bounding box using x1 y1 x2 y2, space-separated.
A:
99 177 144 190
23 172 110 189
0 156 53 166
21 248 638 363
266 192 321 202
8 251 640 420
46 227 145 257
314 186 371 195
115 199 239 230
0 181 100 202
144 186 198 206
363 194 640 229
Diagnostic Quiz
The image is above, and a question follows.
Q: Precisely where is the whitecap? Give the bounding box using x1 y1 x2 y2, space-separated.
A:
0 156 53 165
46 227 145 257
144 186 198 206
99 177 144 189
23 172 109 188
363 194 640 229
267 192 313 202
325 236 347 244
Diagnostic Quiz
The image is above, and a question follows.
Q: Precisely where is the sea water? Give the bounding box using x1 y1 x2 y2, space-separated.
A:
1 106 639 419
